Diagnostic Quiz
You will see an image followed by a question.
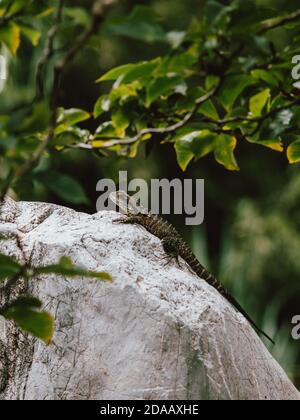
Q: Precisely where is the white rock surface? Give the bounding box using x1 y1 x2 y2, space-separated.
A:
0 198 299 400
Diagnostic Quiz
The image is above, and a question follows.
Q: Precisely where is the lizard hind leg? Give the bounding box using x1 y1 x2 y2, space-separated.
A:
161 236 182 268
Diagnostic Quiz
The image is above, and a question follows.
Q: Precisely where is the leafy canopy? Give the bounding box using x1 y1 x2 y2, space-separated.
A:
0 1 299 198
1 0 300 339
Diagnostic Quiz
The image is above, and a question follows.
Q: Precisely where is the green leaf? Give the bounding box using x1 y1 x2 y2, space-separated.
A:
107 6 168 44
21 25 41 46
166 31 186 48
56 108 90 134
122 59 161 84
198 100 219 120
247 138 283 152
3 0 28 15
174 129 216 171
95 121 118 139
146 75 183 106
8 296 43 309
16 100 51 134
112 109 129 138
97 60 160 85
64 7 91 27
251 69 279 88
36 256 112 281
249 89 270 117
110 81 142 105
219 75 256 111
205 75 220 91
0 253 22 280
93 95 110 118
51 127 89 147
192 130 217 159
214 135 239 171
175 140 194 171
287 140 300 164
97 64 135 83
3 296 54 344
37 171 89 205
0 22 21 55
157 52 196 76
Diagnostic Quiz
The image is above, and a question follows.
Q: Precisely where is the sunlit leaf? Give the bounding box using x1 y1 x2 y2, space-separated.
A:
112 109 129 138
21 25 41 46
174 129 216 171
56 108 90 134
146 75 183 106
287 140 300 164
247 138 283 152
250 89 270 117
214 135 239 171
251 69 279 88
110 81 142 105
97 64 135 83
0 22 21 56
94 96 110 118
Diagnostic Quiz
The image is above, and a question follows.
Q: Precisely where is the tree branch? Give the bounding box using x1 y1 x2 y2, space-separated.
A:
91 79 223 149
35 0 65 100
55 0 117 74
15 0 65 179
13 0 117 181
258 8 300 34
210 97 300 126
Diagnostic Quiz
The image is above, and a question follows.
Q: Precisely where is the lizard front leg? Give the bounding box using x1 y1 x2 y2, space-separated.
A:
113 215 141 225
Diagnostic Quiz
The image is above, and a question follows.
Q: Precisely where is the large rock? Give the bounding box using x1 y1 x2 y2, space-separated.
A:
0 198 299 400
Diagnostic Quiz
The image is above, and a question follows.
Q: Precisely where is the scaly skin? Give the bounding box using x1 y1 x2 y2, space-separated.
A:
111 192 274 344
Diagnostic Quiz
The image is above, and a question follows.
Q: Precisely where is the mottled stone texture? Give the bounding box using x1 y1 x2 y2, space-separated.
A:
0 198 299 400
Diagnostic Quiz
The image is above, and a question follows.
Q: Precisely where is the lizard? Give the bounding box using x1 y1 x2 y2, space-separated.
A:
110 191 275 345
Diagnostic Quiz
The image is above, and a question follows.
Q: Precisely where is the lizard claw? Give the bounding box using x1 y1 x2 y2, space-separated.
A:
161 254 182 268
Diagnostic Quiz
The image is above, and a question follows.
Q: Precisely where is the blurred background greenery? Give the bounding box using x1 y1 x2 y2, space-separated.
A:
1 0 300 386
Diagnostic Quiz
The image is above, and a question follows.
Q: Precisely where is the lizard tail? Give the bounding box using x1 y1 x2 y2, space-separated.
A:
227 294 275 345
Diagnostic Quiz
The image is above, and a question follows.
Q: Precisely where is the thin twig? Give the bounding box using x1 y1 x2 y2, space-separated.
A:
55 0 117 74
35 0 65 99
95 80 222 148
210 97 300 126
259 8 300 34
15 0 65 179
90 7 300 150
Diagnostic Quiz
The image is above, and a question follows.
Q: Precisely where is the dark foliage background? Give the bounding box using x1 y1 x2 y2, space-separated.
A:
1 0 300 385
